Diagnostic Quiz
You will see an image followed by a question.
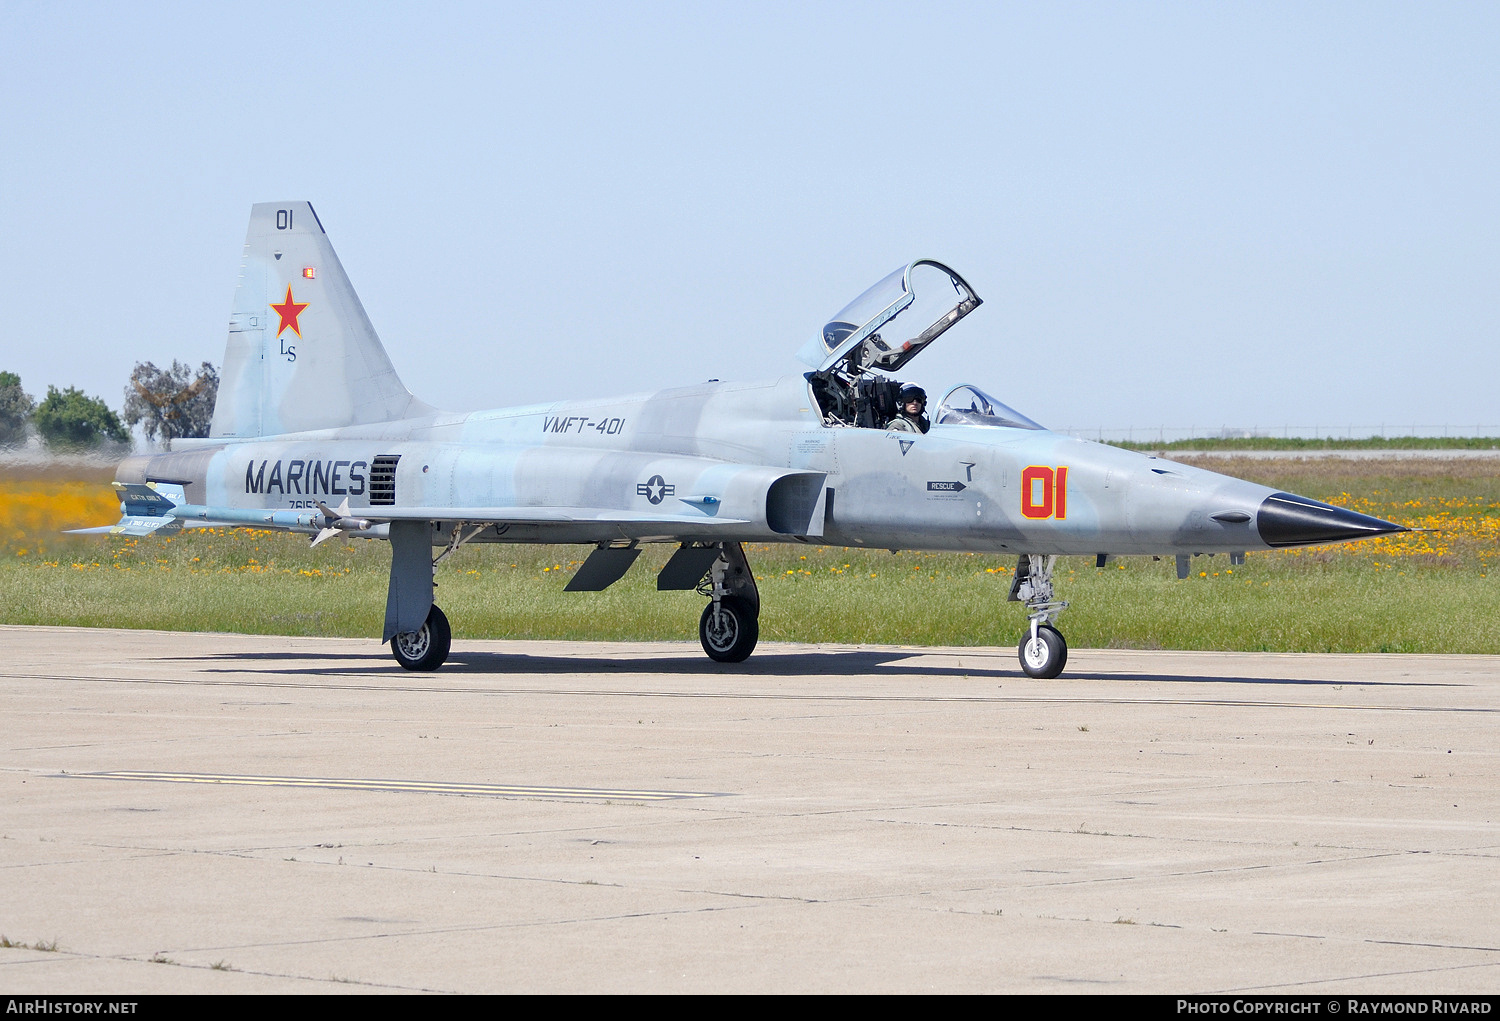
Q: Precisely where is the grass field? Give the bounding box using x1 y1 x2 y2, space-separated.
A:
1109 435 1500 452
2 456 1496 654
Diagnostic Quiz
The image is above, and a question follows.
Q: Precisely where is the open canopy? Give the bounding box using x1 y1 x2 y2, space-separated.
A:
796 260 981 374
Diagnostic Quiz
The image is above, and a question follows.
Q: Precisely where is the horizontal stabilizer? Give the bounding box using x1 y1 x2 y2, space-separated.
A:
64 481 187 537
112 516 183 537
64 516 181 537
115 481 184 515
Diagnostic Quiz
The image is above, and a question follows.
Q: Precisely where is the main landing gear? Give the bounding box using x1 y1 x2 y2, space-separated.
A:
1009 554 1069 679
391 604 451 671
386 520 475 672
700 596 758 662
696 542 761 663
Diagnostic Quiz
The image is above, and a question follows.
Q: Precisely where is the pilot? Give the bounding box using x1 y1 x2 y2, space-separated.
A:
887 384 930 434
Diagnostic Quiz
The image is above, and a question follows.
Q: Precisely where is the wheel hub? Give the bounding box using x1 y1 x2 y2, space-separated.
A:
395 625 430 659
1022 637 1049 669
705 607 737 651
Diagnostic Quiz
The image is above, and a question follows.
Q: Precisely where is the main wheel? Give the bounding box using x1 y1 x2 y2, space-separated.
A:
392 604 451 671
699 596 759 663
1018 623 1067 679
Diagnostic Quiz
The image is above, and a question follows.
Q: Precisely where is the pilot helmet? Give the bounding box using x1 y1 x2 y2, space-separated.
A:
899 384 927 407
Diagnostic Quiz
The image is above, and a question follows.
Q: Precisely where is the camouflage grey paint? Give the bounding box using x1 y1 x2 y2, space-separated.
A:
93 202 1404 663
122 373 1282 557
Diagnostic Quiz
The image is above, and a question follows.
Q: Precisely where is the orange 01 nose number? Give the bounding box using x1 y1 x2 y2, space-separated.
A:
1021 465 1068 519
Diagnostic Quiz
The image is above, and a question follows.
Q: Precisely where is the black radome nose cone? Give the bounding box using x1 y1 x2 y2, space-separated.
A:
1256 492 1408 548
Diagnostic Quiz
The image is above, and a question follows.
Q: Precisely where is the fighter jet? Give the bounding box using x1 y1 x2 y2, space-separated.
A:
82 202 1406 677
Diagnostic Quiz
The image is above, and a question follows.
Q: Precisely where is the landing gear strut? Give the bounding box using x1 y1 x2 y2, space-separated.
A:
696 542 760 663
385 520 463 672
1009 554 1069 679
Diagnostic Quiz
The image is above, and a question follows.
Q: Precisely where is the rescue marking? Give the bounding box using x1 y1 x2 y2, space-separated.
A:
72 770 726 802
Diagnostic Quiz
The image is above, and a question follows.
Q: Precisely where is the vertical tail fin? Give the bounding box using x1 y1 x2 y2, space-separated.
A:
210 202 433 438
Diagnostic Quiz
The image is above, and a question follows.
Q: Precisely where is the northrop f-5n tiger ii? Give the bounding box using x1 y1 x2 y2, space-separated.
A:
82 202 1407 677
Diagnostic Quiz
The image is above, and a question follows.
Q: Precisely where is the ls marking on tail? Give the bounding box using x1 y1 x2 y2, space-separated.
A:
270 285 307 361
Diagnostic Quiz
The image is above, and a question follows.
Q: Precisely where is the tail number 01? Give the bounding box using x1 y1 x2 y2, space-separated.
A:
1021 466 1068 520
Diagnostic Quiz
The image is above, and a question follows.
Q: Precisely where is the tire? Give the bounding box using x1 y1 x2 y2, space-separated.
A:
1018 624 1067 679
392 604 452 671
699 596 759 663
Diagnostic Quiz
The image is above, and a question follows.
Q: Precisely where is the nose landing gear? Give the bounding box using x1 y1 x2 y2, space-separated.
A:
1019 621 1067 679
1009 554 1069 679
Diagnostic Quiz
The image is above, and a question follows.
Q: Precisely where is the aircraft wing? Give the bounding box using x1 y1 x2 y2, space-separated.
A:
366 507 754 526
74 467 828 542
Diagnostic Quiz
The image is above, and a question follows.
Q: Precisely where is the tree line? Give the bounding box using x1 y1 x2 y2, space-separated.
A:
0 361 219 452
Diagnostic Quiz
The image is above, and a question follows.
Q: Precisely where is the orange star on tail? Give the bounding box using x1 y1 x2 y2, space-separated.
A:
270 285 309 337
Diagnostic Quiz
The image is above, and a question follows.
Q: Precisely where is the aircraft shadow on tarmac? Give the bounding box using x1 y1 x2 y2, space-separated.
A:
180 649 1455 688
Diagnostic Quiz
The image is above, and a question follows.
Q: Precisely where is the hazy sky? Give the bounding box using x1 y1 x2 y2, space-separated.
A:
3 1 1497 437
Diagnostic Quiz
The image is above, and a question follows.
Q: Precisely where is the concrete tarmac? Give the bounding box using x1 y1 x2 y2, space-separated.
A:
1 625 1496 994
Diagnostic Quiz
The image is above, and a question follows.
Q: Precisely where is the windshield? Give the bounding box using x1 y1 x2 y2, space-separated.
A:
934 385 1044 430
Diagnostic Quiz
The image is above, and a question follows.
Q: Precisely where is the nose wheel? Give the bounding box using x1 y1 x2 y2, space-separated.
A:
1009 554 1070 679
1018 623 1067 679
